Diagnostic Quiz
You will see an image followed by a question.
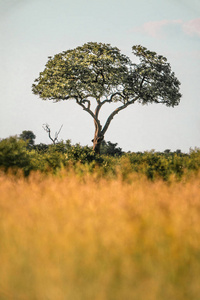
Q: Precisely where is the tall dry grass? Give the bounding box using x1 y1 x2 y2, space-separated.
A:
0 171 200 300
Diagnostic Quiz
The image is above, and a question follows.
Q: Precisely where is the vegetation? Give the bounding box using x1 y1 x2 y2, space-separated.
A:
1 37 197 299
19 130 36 147
1 134 200 299
32 42 181 153
0 171 200 300
0 136 200 180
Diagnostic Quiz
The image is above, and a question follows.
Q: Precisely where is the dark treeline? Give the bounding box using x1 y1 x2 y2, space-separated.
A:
0 134 200 181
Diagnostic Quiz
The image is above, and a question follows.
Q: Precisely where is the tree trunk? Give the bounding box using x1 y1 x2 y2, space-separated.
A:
92 130 104 154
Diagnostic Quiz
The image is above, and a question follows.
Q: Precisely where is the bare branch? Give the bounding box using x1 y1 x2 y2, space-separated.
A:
55 124 63 140
43 123 63 144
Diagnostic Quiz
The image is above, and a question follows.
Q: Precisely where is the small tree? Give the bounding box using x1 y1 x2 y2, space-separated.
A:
19 130 36 147
32 42 181 154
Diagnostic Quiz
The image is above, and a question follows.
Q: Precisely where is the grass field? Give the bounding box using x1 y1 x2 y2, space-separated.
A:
0 171 200 300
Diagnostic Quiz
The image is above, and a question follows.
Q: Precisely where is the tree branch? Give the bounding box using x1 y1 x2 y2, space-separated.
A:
94 91 127 119
140 74 146 90
43 123 63 144
109 92 126 102
82 99 91 110
93 92 123 121
101 97 139 136
76 99 101 129
55 124 63 140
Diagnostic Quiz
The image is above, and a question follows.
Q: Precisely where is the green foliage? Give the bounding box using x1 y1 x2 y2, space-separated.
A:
32 42 131 101
32 42 181 108
100 141 123 156
0 136 31 175
131 46 181 106
43 151 65 173
19 130 36 147
127 150 190 181
33 143 49 153
65 143 100 164
32 42 181 153
1 136 200 181
188 148 200 171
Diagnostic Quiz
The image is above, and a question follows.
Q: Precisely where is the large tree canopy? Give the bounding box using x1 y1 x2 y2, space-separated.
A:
32 42 181 153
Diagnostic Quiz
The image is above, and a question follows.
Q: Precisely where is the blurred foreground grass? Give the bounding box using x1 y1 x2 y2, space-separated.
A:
0 171 200 300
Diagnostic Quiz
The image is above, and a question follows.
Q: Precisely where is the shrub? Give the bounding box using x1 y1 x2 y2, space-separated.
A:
100 141 123 156
65 143 98 164
1 136 200 181
0 136 32 175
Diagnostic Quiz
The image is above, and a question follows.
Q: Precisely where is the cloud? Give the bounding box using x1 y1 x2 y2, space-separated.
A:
133 18 200 39
143 20 182 38
182 19 200 37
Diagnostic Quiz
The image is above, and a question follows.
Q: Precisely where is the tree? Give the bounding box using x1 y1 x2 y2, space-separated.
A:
32 42 181 154
19 130 36 147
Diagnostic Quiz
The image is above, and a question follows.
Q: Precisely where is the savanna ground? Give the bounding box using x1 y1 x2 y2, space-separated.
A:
0 167 200 300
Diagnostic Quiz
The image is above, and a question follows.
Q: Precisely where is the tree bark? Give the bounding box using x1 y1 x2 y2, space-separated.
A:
92 121 104 154
92 133 104 154
92 97 139 154
77 96 138 155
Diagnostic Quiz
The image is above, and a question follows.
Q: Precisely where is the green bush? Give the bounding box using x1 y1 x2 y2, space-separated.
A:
0 136 32 175
100 141 123 156
0 136 200 181
65 143 98 164
188 148 200 171
126 150 194 181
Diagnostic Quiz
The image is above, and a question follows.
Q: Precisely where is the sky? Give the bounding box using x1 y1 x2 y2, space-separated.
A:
0 0 200 152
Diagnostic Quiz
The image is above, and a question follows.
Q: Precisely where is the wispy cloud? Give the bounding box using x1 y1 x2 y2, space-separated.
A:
182 19 200 37
133 18 200 39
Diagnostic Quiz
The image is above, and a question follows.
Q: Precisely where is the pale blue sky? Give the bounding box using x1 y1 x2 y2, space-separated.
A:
0 0 200 152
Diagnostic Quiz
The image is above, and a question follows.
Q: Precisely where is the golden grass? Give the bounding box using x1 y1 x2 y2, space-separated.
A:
0 171 200 300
